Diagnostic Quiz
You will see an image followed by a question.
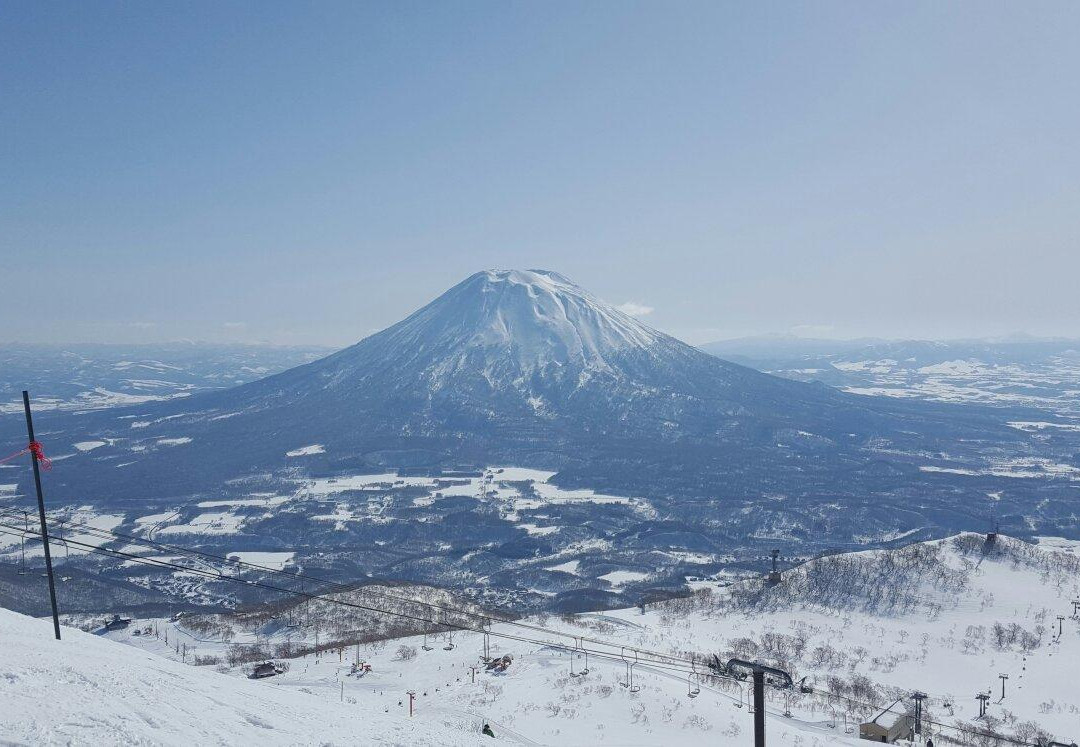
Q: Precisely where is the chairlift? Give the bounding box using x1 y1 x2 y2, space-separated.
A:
687 657 701 698
568 637 588 678
628 661 641 693
422 630 433 651
444 629 455 651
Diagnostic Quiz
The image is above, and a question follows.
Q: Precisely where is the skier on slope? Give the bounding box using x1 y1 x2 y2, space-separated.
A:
482 723 495 738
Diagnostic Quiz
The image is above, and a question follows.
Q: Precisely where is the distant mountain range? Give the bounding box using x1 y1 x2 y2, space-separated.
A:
700 335 1080 418
0 342 331 414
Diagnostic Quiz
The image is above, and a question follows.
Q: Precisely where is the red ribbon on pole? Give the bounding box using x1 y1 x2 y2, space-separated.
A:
0 441 52 471
28 441 52 471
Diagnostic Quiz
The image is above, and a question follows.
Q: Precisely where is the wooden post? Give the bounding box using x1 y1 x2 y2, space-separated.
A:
23 391 61 640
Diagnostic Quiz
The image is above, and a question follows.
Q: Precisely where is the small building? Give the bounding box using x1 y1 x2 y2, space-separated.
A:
251 661 282 679
485 654 513 672
860 699 914 743
103 614 131 632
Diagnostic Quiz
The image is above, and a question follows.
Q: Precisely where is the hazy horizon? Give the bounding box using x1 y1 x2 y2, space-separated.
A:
4 3 1078 347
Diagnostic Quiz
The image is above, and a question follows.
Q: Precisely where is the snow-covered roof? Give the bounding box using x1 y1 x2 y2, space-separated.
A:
868 698 911 730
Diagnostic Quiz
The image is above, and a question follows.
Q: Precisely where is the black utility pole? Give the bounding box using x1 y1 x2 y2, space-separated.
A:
753 668 766 747
912 691 927 736
23 390 61 640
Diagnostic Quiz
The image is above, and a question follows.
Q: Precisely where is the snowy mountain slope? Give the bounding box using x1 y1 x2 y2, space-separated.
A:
16 270 1060 508
634 533 1080 745
3 600 866 747
4 270 1078 611
0 607 481 746
41 534 1079 746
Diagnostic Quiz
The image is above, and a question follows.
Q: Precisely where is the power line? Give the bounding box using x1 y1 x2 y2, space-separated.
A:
1 519 1059 746
0 523 705 676
0 508 699 669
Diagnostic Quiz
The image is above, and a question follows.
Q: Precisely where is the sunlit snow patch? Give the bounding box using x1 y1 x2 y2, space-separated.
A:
156 511 243 536
157 437 192 446
598 570 649 588
286 444 325 457
226 551 295 570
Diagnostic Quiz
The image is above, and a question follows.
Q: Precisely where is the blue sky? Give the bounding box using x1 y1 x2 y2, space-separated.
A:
2 1 1078 346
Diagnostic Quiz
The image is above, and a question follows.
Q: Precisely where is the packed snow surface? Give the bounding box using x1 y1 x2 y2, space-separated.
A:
0 608 474 746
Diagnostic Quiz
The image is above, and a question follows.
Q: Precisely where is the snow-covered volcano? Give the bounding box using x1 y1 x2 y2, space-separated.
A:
254 268 717 405
371 269 663 373
19 269 1072 552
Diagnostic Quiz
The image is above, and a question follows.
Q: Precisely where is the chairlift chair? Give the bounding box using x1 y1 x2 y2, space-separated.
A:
568 638 589 677
443 629 455 651
687 658 701 698
687 673 699 698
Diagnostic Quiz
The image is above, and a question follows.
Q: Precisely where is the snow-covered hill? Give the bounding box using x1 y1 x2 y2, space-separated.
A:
14 533 1075 746
0 606 480 746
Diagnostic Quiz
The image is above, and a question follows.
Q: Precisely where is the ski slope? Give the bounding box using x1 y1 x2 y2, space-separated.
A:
0 608 481 746
4 534 1077 745
1 603 862 747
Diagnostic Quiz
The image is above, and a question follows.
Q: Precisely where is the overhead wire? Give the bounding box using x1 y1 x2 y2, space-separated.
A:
0 522 706 675
0 517 1057 745
0 507 699 668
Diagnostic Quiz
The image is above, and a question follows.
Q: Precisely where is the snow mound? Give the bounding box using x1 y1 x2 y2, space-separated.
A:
0 607 473 746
